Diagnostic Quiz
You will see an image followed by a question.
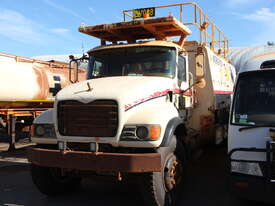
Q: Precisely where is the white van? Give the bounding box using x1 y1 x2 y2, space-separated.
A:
228 60 275 203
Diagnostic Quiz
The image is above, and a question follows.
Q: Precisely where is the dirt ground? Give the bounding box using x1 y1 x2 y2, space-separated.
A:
0 143 273 206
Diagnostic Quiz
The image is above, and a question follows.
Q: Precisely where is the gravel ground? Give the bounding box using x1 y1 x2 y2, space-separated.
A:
0 145 273 206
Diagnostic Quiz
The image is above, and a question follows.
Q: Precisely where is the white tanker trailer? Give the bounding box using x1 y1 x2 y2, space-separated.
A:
0 52 86 151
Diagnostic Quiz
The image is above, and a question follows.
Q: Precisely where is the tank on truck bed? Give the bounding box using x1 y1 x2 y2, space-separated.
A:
28 3 235 206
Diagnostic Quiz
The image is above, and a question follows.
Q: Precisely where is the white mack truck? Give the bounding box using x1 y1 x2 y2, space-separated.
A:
27 3 235 206
228 59 275 203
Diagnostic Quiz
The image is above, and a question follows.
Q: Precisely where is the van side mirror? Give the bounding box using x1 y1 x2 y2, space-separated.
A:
195 46 204 79
195 53 204 78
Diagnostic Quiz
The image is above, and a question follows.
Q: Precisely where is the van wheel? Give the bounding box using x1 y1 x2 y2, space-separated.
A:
30 164 81 196
140 136 184 206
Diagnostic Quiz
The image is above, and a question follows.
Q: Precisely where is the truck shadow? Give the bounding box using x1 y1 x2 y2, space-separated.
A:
0 146 274 206
41 182 143 206
178 147 272 206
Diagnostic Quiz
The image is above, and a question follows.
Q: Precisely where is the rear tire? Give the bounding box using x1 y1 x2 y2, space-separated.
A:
140 135 184 206
30 164 81 196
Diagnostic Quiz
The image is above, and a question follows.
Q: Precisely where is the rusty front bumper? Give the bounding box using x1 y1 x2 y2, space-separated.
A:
27 148 161 173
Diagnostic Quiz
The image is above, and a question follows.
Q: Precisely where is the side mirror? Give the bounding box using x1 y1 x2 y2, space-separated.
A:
69 54 89 83
195 53 204 78
69 59 75 83
195 47 205 88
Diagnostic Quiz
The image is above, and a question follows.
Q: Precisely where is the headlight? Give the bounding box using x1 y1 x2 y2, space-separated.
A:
231 161 263 176
136 126 149 139
121 125 161 141
36 125 46 136
33 124 56 138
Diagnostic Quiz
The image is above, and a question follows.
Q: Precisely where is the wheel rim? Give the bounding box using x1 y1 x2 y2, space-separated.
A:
164 154 183 191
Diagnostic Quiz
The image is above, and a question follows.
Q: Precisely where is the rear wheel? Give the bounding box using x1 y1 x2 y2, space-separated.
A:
140 136 184 206
30 164 81 196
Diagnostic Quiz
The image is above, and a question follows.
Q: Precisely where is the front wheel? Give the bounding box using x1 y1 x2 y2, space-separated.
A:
140 137 184 206
30 164 81 196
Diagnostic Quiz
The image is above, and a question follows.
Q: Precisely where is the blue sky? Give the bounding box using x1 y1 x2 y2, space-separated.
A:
0 0 274 57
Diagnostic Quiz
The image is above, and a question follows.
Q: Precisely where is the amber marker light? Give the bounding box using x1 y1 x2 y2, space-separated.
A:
235 182 248 188
269 128 275 140
30 125 35 137
150 126 161 140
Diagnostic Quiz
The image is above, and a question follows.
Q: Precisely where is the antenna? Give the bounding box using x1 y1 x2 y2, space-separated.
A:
81 41 85 54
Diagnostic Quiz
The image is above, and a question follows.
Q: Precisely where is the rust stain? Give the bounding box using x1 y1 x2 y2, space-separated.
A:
27 147 161 173
32 62 87 100
200 114 215 142
33 65 49 100
200 115 214 129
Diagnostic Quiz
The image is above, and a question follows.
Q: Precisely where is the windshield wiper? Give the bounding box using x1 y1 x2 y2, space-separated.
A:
239 124 275 132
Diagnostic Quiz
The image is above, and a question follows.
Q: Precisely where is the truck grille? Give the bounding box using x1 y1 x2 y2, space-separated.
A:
58 100 118 137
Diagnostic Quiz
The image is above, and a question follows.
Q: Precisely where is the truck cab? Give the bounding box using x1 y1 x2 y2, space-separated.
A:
56 41 191 148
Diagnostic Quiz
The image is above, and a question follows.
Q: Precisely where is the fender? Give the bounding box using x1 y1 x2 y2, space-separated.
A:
33 109 54 124
160 117 185 147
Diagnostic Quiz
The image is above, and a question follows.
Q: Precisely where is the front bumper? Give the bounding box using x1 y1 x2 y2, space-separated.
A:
27 148 161 173
229 173 275 203
31 137 57 145
228 146 275 203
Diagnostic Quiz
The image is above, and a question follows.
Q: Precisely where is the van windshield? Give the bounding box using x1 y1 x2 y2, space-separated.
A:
87 46 176 79
232 70 275 125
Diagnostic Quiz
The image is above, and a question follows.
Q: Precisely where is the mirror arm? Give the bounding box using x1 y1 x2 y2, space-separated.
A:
181 79 203 95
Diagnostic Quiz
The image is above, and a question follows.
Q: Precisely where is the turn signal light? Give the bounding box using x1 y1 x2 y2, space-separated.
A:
30 125 35 137
269 129 275 140
150 126 161 140
235 182 248 188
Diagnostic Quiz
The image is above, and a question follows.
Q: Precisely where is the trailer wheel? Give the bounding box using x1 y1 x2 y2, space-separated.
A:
140 136 184 206
30 164 81 196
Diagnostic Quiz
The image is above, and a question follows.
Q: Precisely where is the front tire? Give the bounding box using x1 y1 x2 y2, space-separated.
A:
140 136 184 206
30 164 81 196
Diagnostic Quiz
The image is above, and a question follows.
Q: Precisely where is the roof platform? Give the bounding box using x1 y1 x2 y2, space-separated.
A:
79 3 230 58
79 16 191 45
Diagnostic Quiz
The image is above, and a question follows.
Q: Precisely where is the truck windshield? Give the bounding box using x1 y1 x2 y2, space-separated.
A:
87 46 176 79
232 70 275 126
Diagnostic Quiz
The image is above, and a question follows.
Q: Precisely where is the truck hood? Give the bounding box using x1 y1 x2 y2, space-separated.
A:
56 76 176 111
228 125 273 161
